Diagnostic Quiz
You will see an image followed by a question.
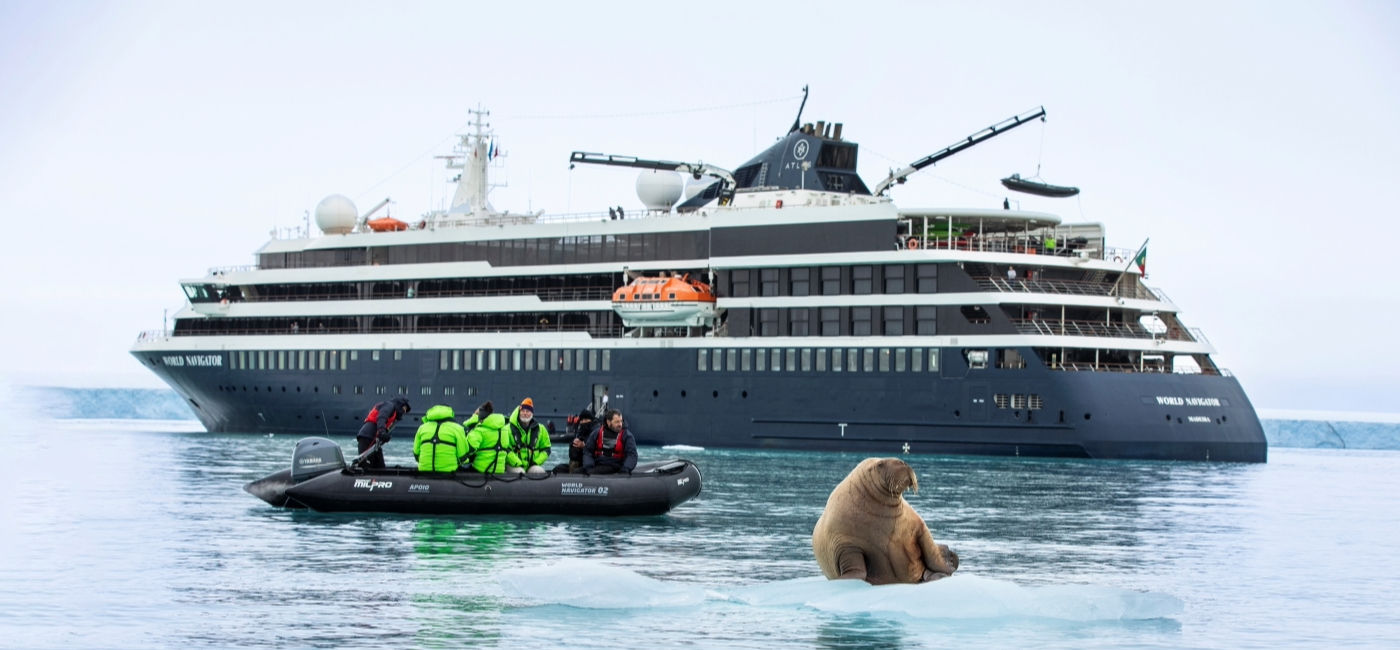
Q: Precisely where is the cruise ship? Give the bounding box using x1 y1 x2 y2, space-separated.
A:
131 97 1267 462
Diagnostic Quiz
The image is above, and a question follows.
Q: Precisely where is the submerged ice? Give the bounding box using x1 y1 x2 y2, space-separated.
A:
499 560 1182 622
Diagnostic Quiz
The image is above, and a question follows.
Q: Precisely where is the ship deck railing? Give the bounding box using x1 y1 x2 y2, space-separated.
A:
1053 361 1221 375
977 276 1158 300
1013 318 1197 341
164 323 623 338
239 286 616 303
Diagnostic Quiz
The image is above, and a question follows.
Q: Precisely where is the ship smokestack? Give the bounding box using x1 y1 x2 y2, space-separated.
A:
833 123 843 140
816 121 826 138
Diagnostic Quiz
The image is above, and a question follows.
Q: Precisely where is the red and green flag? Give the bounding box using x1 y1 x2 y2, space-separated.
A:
1132 242 1148 276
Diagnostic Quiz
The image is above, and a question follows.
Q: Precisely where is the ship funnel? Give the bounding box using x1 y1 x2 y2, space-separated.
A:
816 121 826 138
833 123 843 140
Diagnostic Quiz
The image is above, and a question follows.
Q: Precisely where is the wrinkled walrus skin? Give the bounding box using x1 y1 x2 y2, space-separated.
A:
811 457 959 585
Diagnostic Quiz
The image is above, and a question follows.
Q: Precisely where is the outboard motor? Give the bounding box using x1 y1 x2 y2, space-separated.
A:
291 437 346 482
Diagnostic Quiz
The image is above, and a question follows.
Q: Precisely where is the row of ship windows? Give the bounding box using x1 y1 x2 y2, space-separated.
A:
994 394 1045 410
696 347 941 373
226 348 617 372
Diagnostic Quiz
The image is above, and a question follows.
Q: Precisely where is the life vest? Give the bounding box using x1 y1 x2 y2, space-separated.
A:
420 421 459 470
364 402 401 427
593 427 627 460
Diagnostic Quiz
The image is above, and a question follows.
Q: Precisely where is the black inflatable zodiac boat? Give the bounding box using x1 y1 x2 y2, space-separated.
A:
244 437 703 516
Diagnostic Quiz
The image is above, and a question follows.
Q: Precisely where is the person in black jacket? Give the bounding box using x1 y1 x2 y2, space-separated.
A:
581 409 637 475
553 408 596 474
355 397 411 468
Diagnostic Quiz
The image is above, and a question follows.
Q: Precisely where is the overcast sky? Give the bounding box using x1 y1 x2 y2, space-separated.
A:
1 0 1396 414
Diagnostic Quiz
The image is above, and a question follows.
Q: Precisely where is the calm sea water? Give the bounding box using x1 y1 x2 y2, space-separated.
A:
2 416 1397 649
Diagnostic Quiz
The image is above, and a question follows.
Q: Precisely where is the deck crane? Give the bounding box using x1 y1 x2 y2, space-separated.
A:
569 152 738 206
872 106 1047 196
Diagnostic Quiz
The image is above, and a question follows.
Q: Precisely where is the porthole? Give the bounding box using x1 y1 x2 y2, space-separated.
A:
653 390 659 398
954 410 961 418
1083 413 1092 421
741 391 748 398
681 390 687 398
712 390 719 398
1165 414 1172 421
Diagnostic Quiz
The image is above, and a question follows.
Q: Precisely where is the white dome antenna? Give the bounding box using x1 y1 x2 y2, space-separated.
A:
636 170 683 211
314 194 357 235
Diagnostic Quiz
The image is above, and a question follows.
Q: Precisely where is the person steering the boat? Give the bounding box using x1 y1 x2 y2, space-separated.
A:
462 401 526 475
507 398 551 471
355 397 411 468
581 409 637 475
412 405 468 472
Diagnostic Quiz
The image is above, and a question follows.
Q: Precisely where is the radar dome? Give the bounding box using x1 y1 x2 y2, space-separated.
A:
635 171 683 211
314 194 357 235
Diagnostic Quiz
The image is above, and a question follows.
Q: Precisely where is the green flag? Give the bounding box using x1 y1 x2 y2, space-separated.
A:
1133 244 1148 276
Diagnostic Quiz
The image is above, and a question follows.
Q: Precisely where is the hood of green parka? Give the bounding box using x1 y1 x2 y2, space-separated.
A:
422 404 456 422
476 413 506 429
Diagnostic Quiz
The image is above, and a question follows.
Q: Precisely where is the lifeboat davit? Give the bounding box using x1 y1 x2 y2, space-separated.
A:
611 274 718 327
367 216 410 232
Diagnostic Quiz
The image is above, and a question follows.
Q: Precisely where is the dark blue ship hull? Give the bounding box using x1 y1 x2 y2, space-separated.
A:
137 345 1266 462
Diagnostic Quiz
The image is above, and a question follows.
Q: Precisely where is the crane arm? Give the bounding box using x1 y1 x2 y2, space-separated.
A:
569 151 737 190
873 106 1048 196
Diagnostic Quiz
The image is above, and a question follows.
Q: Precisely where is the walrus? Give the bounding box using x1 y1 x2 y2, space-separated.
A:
811 457 959 585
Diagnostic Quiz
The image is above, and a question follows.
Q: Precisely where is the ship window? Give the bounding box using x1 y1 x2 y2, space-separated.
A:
258 351 266 370
790 268 810 296
821 267 841 295
846 348 858 372
786 348 797 371
864 348 876 372
883 307 904 336
883 265 905 294
452 350 461 371
789 309 809 336
1029 394 1044 410
730 270 751 298
376 386 387 395
476 350 486 370
444 387 455 396
711 349 722 372
771 349 782 371
576 350 586 371
895 349 907 372
995 394 1009 409
755 349 766 371
321 350 329 369
698 350 708 372
537 349 548 370
397 386 407 395
372 350 381 361
760 269 779 297
350 351 359 361
853 266 873 295
726 349 737 371
440 351 450 371
488 351 498 371
801 349 812 372
916 306 937 335
820 307 840 336
525 350 535 371
668 293 676 299
340 351 348 370
912 348 924 372
759 309 778 336
297 350 305 370
393 350 403 361
816 348 827 371
928 349 939 371
421 386 433 396
1011 394 1027 409
277 351 285 370
354 386 363 395
851 307 872 336
741 349 753 371
917 264 938 293
514 350 523 371
832 349 843 371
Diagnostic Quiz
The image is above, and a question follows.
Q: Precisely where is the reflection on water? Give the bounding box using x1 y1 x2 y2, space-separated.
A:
1 422 1396 648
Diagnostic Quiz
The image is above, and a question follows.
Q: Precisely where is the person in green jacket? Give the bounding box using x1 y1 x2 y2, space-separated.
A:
412 404 469 472
508 397 551 470
462 401 525 474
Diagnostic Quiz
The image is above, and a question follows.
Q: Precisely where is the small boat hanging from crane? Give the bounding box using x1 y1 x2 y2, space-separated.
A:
611 273 717 327
1000 173 1080 198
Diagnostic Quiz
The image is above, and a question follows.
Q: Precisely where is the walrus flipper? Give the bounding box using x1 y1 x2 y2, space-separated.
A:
834 547 869 581
917 526 958 577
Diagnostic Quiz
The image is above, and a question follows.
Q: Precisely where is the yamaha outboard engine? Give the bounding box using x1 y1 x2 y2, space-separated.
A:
290 437 346 482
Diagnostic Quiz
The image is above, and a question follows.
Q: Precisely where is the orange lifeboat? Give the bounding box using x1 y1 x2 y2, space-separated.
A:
611 274 718 327
367 216 409 232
